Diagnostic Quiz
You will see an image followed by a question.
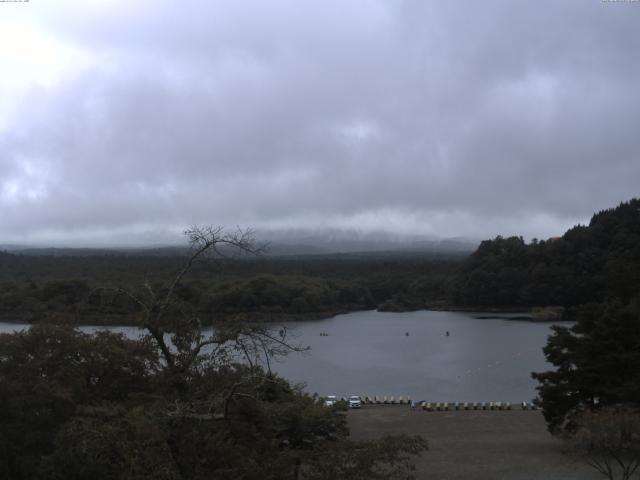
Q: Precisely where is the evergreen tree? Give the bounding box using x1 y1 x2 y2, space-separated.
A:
532 301 640 434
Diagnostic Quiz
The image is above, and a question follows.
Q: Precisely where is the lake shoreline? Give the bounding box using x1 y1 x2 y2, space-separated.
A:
0 304 566 326
381 304 566 322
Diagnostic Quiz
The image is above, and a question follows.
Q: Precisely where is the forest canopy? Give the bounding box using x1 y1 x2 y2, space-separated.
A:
454 198 640 309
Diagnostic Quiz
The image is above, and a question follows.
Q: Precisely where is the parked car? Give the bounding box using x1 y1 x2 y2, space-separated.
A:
324 395 338 407
348 395 362 408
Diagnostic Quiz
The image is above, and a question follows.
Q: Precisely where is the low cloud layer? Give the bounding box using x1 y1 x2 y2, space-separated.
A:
1 0 639 246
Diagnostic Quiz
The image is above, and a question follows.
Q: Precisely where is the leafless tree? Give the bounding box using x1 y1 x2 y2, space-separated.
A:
109 225 304 375
565 406 640 480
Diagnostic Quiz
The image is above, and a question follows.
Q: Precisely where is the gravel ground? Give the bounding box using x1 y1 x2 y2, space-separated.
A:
347 405 603 480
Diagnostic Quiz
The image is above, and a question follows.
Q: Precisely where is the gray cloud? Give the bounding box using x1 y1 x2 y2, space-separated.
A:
1 0 639 246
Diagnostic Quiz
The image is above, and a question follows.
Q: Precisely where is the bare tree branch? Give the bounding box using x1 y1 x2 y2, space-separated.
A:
565 406 640 480
92 226 303 381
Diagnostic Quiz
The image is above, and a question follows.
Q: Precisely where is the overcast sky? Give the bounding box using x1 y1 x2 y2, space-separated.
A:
1 0 639 246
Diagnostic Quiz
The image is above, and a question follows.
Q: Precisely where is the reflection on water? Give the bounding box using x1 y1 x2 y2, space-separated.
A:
0 310 565 402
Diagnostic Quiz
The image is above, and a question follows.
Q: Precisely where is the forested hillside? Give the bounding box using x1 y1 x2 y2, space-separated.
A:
2 199 639 323
527 200 640 434
454 199 640 308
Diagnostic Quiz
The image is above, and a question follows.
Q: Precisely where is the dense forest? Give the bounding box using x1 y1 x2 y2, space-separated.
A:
0 251 461 324
525 200 640 435
1 198 639 324
454 198 640 309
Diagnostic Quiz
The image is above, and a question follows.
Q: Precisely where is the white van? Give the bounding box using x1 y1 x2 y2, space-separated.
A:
324 395 338 407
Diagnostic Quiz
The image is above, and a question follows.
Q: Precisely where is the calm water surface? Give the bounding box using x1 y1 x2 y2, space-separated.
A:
0 310 565 402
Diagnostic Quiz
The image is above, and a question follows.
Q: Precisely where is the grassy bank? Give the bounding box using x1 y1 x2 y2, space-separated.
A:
347 405 600 480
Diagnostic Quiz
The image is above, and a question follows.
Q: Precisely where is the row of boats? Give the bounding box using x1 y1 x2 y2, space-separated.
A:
328 395 538 410
414 400 537 411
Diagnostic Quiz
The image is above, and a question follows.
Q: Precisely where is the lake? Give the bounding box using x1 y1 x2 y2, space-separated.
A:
0 310 565 403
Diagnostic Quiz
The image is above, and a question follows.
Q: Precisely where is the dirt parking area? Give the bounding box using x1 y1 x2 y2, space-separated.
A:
347 405 603 480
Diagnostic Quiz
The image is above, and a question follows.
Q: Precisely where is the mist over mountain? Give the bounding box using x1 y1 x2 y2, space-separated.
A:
0 229 478 257
258 229 478 255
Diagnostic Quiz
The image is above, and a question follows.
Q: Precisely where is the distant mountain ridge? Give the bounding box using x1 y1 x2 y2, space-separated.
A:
1 233 478 257
258 229 478 256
